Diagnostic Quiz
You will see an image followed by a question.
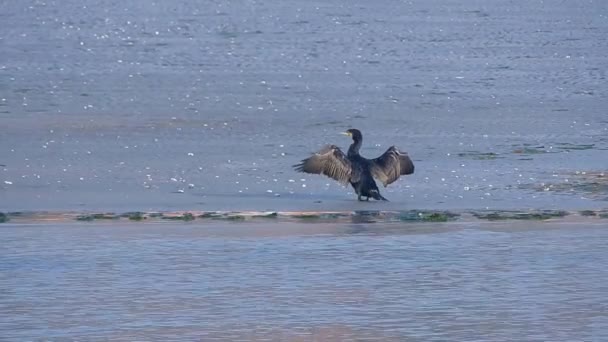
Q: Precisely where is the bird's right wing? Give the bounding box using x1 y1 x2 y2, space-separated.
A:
293 145 352 185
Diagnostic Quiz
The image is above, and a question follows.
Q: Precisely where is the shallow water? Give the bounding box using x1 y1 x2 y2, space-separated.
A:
1 221 607 341
1 0 607 212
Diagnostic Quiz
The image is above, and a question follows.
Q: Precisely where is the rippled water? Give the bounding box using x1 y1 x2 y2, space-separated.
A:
1 0 607 212
1 221 607 341
2 2 607 340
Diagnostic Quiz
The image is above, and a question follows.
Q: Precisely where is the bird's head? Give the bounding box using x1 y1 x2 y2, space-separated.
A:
342 128 362 141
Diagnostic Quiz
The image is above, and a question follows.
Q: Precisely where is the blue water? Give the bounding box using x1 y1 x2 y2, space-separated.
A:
1 221 607 341
1 1 607 340
1 0 607 212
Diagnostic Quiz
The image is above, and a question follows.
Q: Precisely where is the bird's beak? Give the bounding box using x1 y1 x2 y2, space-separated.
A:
341 132 351 136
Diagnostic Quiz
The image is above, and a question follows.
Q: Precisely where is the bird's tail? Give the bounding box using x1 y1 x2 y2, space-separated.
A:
370 189 388 201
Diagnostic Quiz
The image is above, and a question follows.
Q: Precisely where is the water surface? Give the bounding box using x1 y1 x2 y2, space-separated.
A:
1 0 607 212
1 221 607 341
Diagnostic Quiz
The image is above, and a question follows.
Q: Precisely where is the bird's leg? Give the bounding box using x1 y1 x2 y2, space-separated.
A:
366 196 370 201
357 195 363 201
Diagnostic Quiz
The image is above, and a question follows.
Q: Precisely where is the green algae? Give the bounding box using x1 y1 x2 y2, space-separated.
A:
121 212 146 221
197 212 278 221
397 211 459 222
294 212 351 221
162 212 195 221
472 212 507 221
458 151 502 160
198 212 252 221
6 209 607 225
512 144 550 155
554 143 595 151
579 210 597 217
76 213 119 221
223 215 246 221
472 210 568 221
422 212 455 222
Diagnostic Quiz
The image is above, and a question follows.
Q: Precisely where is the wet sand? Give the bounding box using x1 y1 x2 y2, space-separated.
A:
1 208 607 225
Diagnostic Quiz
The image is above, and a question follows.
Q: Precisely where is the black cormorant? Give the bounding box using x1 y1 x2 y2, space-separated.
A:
294 128 414 201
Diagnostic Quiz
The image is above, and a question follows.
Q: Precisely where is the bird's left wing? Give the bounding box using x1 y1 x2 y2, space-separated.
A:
370 146 414 187
293 145 352 185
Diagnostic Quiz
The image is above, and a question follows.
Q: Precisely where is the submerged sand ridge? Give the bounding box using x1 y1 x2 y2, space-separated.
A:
1 0 607 213
1 209 607 225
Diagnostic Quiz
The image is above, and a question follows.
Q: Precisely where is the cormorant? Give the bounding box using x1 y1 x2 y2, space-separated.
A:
294 128 414 201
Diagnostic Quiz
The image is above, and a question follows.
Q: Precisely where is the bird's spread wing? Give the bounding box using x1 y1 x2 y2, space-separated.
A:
293 145 352 185
370 146 414 187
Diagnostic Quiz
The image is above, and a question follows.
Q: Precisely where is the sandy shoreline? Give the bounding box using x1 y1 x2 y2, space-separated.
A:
1 208 606 225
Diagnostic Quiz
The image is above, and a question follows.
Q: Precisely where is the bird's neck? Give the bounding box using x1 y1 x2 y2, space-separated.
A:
347 138 362 156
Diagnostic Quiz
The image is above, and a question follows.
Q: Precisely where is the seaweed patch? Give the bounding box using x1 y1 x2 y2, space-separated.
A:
122 212 146 221
472 210 568 221
162 212 195 221
76 213 119 221
3 209 606 225
457 151 502 160
397 210 459 222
